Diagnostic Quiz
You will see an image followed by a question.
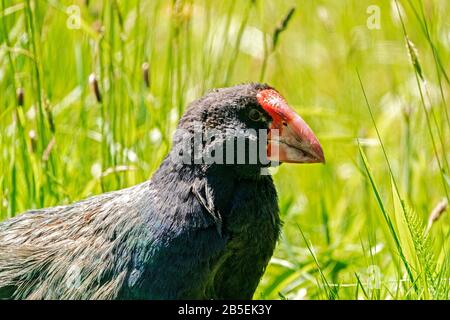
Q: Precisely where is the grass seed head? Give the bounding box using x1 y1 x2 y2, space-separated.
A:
28 130 37 153
142 62 150 88
426 198 448 233
16 88 24 107
405 36 424 80
273 7 296 50
89 73 102 103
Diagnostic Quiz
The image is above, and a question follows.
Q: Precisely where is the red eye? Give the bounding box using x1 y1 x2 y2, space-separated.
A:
249 109 263 122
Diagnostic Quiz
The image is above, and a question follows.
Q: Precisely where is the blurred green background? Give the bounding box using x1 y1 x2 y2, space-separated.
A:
0 0 449 299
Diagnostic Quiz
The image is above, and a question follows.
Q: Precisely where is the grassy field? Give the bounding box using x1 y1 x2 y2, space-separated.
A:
0 0 449 299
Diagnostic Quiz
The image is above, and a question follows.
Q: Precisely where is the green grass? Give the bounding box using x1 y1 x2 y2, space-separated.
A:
0 0 449 299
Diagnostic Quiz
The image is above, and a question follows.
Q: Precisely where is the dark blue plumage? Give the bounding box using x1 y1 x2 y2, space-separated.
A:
0 83 282 299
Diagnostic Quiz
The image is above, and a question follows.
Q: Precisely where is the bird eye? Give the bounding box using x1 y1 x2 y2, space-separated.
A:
248 109 263 122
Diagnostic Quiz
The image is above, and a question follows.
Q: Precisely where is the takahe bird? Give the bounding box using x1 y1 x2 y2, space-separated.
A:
0 83 324 299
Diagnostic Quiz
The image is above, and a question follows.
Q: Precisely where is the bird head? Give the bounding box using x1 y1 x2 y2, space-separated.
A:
171 83 324 174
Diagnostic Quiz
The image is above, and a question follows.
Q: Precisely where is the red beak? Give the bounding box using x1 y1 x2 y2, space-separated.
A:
257 89 325 164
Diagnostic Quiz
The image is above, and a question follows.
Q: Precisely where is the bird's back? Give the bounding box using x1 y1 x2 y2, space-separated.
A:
0 183 157 299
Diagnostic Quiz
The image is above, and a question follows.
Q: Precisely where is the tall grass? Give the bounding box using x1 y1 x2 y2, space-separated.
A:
0 0 449 299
